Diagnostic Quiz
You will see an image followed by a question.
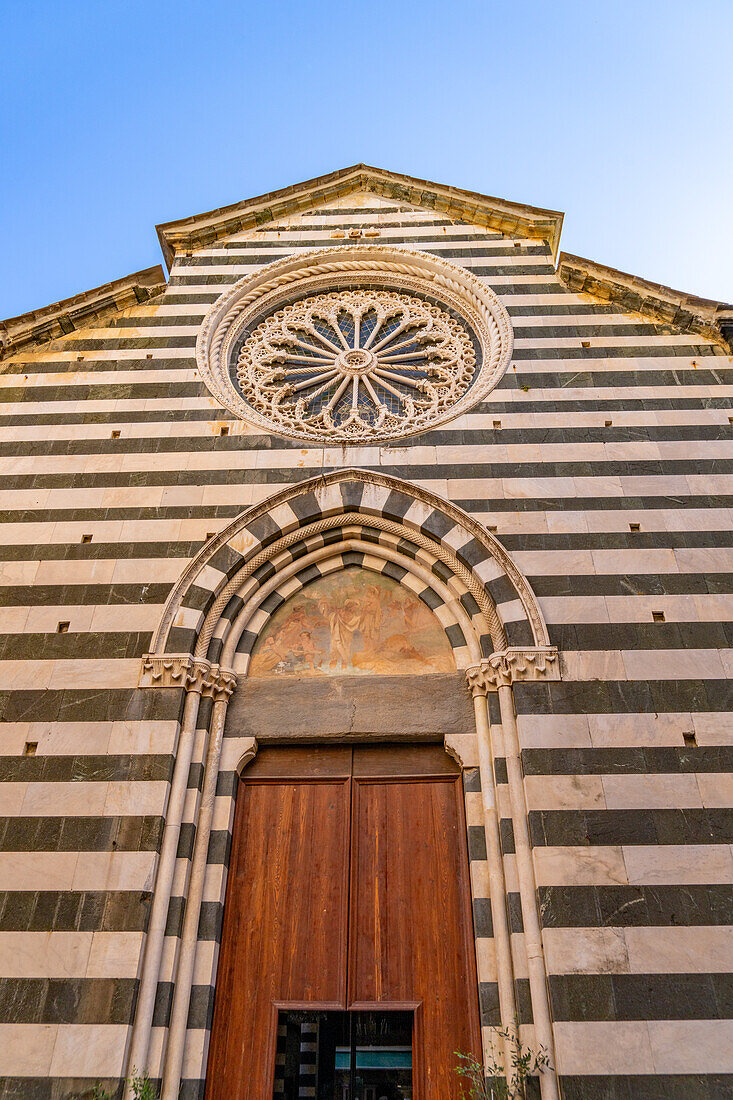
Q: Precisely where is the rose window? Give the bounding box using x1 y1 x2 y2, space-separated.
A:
196 246 514 443
235 290 478 441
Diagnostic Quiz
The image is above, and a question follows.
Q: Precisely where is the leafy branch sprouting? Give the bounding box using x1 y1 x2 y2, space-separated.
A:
70 1071 158 1100
455 1017 552 1100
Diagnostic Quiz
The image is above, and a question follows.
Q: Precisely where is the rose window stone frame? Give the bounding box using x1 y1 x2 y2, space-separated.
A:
195 246 514 444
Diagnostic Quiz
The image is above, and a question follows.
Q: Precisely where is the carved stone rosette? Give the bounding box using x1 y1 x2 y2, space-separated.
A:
236 289 476 441
195 245 514 443
465 647 561 695
139 655 237 699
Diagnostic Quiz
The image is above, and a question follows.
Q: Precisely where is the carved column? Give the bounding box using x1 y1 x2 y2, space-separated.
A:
466 673 517 1077
466 648 560 1100
162 664 237 1100
125 656 236 1095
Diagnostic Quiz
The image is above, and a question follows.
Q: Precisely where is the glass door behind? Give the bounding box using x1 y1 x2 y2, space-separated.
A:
274 1009 413 1100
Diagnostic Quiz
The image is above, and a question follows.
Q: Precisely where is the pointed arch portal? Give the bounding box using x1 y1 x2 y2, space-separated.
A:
125 470 563 1100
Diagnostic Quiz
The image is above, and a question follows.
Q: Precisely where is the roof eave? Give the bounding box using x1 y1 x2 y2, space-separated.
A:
0 265 166 361
155 163 565 269
557 252 733 351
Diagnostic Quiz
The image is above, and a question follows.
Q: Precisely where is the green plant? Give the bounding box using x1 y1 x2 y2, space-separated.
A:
455 1018 552 1100
70 1073 158 1100
69 1085 113 1100
127 1072 159 1100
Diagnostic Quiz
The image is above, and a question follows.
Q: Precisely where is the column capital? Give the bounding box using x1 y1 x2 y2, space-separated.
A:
201 664 238 702
466 647 560 695
139 654 237 699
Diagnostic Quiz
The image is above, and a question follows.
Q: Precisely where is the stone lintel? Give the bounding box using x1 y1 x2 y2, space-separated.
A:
226 671 474 741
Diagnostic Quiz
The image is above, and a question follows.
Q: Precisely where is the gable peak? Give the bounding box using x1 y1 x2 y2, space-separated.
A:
155 164 565 268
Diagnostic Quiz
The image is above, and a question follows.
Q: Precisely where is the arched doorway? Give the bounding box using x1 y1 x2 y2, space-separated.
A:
205 744 481 1099
126 469 562 1100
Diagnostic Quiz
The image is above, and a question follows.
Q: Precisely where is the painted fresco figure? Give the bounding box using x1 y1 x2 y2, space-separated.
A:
320 595 363 671
359 584 383 652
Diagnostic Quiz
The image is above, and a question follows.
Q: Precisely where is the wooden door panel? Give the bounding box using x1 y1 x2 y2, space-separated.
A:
349 775 481 1098
352 743 460 777
206 746 480 1100
205 778 350 1100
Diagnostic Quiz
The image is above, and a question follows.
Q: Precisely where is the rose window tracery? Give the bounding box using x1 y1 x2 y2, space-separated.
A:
196 246 514 443
235 290 477 441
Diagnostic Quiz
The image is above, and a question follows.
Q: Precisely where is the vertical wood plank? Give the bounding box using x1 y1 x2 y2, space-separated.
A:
349 774 482 1098
205 777 350 1100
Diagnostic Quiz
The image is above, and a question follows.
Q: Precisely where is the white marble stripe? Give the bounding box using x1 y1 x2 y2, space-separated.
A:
169 252 554 276
532 844 733 888
4 545 732 589
0 557 188 587
0 658 141 690
0 348 196 368
538 593 733 624
0 1022 129 1078
516 711 733 750
0 931 144 979
542 925 733 976
492 383 733 399
0 850 157 892
0 407 727 442
0 490 728 526
0 719 178 756
0 780 169 817
79 324 201 337
163 273 577 291
511 545 733 574
3 382 729 418
3 352 720 391
0 603 164 632
557 648 733 681
1 437 732 478
508 312 709 328
512 334 707 348
176 242 548 262
200 225 520 243
553 1019 733 1076
0 367 197 389
494 356 725 373
522 771 729 811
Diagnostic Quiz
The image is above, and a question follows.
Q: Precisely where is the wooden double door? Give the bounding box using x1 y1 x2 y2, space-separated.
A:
205 744 481 1099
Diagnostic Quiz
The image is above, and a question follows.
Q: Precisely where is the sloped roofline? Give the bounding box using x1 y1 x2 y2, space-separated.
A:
155 162 565 268
0 265 166 361
557 252 733 349
2 168 732 358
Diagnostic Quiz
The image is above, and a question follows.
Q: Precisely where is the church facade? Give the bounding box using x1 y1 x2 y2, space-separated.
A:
0 165 731 1100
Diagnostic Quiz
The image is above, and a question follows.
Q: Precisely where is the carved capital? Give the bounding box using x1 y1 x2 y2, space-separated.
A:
139 654 197 690
139 654 237 700
466 647 560 694
186 658 218 695
200 664 238 702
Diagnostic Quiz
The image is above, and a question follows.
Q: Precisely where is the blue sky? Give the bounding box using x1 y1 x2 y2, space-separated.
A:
1 0 731 318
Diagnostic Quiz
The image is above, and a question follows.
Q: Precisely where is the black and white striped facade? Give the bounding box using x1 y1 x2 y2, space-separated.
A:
0 165 732 1100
